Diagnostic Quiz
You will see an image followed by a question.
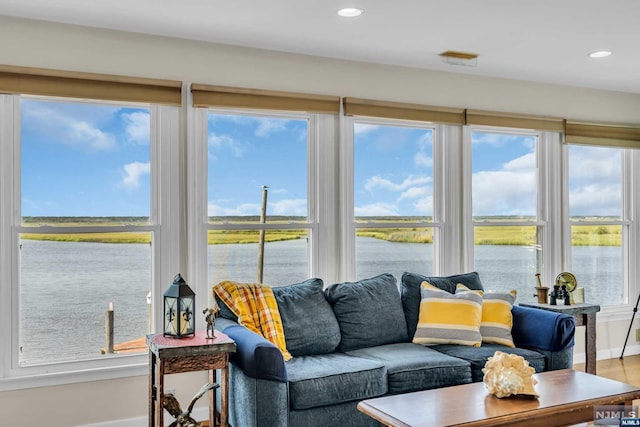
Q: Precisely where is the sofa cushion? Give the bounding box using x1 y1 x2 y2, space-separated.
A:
325 273 409 352
272 278 341 356
432 343 546 382
413 282 483 347
401 272 485 339
480 289 517 347
286 353 387 410
346 343 472 394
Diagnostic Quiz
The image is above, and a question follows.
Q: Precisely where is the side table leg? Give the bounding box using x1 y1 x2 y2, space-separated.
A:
156 359 165 427
208 369 216 427
149 352 155 427
585 312 597 375
221 356 229 427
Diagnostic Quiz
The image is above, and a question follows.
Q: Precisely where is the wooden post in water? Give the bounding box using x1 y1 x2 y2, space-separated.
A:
257 186 268 283
105 302 114 354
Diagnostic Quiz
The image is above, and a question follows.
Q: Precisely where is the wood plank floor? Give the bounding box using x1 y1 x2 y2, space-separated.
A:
574 354 640 386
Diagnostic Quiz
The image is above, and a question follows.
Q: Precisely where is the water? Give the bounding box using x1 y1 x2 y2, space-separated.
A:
19 238 621 364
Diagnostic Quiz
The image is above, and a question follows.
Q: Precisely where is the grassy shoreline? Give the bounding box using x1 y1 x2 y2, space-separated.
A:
19 219 622 246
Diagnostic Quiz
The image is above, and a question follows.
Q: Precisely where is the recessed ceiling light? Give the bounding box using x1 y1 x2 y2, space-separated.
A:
588 50 612 58
337 7 363 17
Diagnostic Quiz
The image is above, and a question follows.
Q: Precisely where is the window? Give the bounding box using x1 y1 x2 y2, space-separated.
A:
468 129 544 294
567 144 626 306
1 94 179 386
350 119 439 280
205 110 315 287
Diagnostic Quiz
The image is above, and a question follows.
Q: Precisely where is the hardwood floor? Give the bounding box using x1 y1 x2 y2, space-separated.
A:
574 354 640 386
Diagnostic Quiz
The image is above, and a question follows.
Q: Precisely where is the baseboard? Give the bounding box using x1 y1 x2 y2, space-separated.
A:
78 406 209 427
572 343 640 365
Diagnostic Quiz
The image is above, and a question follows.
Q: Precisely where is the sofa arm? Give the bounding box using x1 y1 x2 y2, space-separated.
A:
511 305 575 351
216 318 287 382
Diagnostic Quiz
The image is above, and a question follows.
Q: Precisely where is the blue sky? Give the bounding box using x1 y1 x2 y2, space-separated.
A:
20 99 622 218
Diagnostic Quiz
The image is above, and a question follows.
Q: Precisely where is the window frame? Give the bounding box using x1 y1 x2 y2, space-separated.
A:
342 115 450 280
462 126 562 288
0 94 180 391
561 143 638 311
187 106 338 297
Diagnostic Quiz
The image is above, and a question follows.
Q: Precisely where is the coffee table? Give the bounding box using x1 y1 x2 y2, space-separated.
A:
357 369 640 427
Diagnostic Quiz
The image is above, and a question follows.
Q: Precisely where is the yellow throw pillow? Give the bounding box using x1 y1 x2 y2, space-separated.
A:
413 281 483 347
458 284 517 347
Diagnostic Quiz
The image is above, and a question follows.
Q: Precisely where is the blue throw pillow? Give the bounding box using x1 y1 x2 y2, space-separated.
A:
325 273 409 352
401 272 485 340
272 278 341 356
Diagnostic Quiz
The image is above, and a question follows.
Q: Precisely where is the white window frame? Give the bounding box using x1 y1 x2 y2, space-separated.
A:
341 116 452 280
461 126 562 287
186 106 338 298
0 94 180 391
561 143 640 317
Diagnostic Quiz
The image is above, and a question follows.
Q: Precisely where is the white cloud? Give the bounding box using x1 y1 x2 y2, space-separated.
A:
413 152 433 168
354 203 399 217
503 152 536 171
22 101 118 150
269 199 307 216
122 161 150 189
208 203 261 216
255 118 289 137
472 170 536 216
399 186 430 200
208 132 243 157
364 175 431 192
71 121 116 150
123 111 150 144
569 184 621 216
354 123 381 135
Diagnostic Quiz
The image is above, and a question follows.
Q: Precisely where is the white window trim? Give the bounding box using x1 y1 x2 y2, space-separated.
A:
0 96 180 391
342 116 449 280
187 106 338 296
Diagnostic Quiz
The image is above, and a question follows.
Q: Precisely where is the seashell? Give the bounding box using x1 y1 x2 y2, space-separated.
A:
482 351 539 398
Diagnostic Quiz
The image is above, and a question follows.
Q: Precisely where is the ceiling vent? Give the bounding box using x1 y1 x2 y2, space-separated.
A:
439 50 479 67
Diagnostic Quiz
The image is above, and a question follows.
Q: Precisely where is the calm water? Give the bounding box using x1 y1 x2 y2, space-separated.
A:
19 238 622 364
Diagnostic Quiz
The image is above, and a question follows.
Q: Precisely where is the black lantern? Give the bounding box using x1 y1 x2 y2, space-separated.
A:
163 274 196 338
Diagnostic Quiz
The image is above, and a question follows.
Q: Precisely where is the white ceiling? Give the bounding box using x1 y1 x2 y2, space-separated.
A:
1 0 639 94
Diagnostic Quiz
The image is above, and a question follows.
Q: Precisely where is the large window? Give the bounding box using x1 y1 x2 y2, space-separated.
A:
567 145 626 306
351 120 438 281
1 93 178 385
205 111 314 287
469 130 543 294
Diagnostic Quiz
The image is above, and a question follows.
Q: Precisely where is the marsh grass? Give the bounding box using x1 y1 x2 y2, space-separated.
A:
19 218 622 246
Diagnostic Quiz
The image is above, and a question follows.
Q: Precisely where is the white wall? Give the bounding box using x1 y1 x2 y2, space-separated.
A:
1 15 640 426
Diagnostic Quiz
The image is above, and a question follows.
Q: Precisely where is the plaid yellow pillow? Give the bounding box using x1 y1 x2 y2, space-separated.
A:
412 281 483 347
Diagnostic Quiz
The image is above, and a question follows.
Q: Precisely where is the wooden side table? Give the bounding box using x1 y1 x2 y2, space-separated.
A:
147 331 236 427
520 302 600 375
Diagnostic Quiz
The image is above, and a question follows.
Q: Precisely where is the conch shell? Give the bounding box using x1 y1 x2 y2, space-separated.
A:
482 351 539 398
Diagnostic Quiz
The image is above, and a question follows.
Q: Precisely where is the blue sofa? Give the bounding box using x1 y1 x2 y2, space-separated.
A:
215 272 576 427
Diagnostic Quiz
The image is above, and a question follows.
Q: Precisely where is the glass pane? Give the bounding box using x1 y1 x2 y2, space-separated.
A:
21 99 151 224
19 233 152 365
354 123 434 221
207 113 308 224
208 229 309 287
474 225 541 297
472 132 537 220
356 228 433 281
571 225 623 306
568 145 622 220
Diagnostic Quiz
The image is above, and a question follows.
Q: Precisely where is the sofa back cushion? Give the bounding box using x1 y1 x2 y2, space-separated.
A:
401 272 484 339
272 278 341 356
324 273 409 352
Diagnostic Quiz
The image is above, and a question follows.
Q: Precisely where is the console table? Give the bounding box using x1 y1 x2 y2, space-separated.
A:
520 302 600 374
147 331 236 427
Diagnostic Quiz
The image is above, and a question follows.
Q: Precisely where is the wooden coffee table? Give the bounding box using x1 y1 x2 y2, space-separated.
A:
358 369 640 427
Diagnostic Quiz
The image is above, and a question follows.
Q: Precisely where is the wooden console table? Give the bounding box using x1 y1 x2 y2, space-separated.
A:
520 302 600 375
147 331 236 427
